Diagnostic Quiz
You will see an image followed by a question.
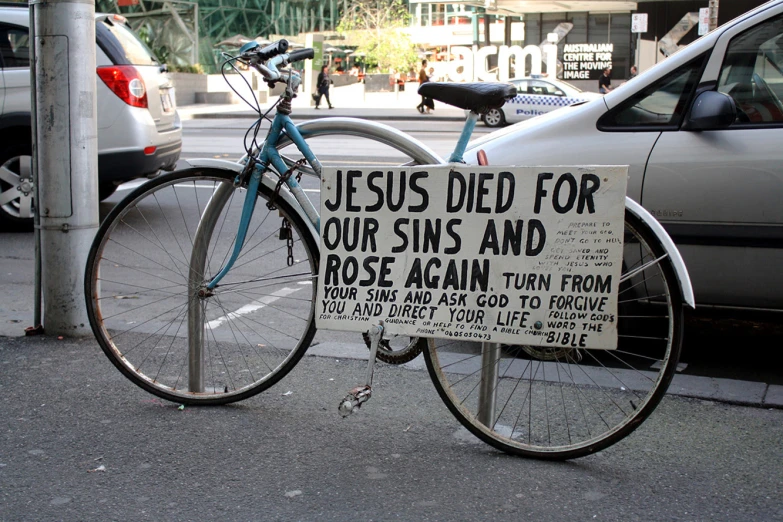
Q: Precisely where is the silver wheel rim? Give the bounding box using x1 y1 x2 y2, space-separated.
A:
484 109 503 126
0 154 34 219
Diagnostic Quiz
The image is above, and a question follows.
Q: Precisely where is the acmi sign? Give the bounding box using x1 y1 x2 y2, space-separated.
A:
439 43 613 81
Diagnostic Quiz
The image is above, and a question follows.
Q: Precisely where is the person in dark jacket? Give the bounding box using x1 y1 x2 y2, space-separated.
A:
598 67 613 94
313 65 333 109
416 60 434 114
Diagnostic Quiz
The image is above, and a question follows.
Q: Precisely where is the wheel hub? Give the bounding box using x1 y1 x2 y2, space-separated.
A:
18 178 33 196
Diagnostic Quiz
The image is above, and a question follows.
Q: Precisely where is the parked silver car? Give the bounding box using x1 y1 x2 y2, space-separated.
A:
467 0 783 312
0 7 182 229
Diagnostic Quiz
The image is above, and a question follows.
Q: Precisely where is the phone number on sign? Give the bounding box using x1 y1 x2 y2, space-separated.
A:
442 330 492 341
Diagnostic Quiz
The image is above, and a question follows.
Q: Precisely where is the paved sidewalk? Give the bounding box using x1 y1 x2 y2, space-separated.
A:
177 82 467 121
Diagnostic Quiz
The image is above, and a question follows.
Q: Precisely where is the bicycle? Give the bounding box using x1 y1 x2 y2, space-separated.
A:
85 40 694 460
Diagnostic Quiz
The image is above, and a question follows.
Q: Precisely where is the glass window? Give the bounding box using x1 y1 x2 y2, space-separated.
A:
530 80 564 96
99 17 159 66
0 24 30 68
599 54 706 129
717 13 783 124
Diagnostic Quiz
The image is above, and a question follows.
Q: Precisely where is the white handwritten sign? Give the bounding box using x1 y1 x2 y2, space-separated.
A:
316 165 628 350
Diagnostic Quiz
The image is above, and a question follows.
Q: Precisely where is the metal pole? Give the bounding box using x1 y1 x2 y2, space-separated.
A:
33 0 99 337
477 342 502 427
29 6 43 333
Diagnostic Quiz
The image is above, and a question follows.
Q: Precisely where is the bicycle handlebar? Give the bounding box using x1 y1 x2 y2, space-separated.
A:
239 39 314 86
287 48 315 63
243 39 289 64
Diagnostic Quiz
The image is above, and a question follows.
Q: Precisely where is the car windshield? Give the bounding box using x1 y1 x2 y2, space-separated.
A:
99 16 159 66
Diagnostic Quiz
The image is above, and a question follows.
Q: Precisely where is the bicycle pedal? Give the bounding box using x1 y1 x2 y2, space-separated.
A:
338 385 372 417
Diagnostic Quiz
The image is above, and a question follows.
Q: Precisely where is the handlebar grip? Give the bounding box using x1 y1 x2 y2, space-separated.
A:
287 48 315 63
256 39 289 62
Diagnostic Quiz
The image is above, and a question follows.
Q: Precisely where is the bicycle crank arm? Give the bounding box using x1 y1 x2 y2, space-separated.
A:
338 323 383 417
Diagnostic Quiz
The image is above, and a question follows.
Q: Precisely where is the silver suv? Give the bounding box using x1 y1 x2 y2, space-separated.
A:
0 6 182 229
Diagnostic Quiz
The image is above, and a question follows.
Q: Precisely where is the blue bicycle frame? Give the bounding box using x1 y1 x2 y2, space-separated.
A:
205 94 481 291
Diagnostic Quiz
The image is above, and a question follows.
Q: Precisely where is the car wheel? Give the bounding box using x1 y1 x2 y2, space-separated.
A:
0 141 34 231
482 108 506 127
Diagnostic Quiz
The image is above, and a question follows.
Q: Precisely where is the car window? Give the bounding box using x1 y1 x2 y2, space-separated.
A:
529 80 564 96
717 13 783 124
513 80 529 93
598 54 706 130
97 17 159 66
0 24 30 68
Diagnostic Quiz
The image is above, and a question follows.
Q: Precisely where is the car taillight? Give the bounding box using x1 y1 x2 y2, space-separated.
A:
97 66 148 108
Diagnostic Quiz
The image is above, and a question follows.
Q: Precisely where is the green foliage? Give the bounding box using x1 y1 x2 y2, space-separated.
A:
337 0 417 74
168 63 205 74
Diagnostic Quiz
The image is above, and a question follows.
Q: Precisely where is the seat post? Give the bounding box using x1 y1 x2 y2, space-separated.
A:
448 111 480 163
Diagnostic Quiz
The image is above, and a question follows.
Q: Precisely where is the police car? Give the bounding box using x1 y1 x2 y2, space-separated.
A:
482 76 601 127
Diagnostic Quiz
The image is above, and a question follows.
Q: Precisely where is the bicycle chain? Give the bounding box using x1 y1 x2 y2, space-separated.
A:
266 158 307 210
282 217 294 266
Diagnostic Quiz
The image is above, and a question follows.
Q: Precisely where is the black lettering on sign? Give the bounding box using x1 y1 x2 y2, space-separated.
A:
477 219 546 256
387 171 405 211
447 171 516 214
322 217 379 253
526 219 546 256
476 172 493 213
578 173 600 214
553 173 577 214
366 171 384 212
324 170 344 211
409 171 429 212
445 219 462 254
346 170 361 212
359 256 379 286
535 172 603 215
497 172 515 213
404 258 489 292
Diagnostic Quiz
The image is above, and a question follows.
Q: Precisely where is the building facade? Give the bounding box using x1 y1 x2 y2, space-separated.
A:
102 0 768 82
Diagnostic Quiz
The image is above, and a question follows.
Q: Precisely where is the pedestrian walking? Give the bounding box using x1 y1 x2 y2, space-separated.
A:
629 65 638 79
313 65 333 109
416 60 434 114
598 67 613 94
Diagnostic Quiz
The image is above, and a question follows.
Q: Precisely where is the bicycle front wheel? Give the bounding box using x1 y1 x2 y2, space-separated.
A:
85 168 319 405
424 209 684 460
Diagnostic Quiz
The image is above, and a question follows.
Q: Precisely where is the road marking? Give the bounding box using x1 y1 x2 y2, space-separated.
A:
206 286 300 330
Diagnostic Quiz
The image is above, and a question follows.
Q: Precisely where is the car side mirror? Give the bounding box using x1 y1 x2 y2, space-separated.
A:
686 90 737 130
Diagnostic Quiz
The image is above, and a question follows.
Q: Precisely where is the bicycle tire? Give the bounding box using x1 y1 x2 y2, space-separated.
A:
85 167 319 405
424 209 685 460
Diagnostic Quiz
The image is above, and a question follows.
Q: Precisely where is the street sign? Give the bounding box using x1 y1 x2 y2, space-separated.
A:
631 13 648 33
699 8 710 35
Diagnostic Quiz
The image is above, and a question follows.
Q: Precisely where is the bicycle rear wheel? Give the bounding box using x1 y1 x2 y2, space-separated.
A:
85 168 319 405
424 209 684 459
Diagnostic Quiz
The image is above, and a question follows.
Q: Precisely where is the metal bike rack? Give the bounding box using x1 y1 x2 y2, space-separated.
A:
187 182 234 393
477 342 502 427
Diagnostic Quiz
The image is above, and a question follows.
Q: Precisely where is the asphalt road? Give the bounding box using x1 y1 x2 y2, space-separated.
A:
0 335 781 521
